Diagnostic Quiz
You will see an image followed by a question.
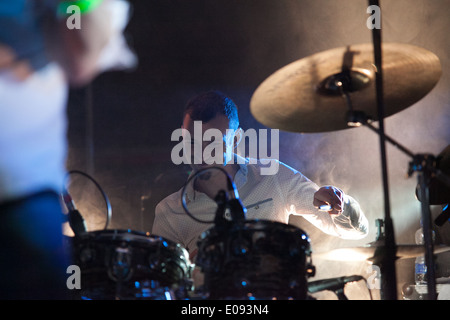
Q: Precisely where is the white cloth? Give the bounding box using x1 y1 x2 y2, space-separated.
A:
0 0 136 203
438 284 450 300
96 0 137 73
153 158 369 254
0 63 68 202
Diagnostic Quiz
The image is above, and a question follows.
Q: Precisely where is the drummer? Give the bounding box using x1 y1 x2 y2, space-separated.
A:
152 90 369 260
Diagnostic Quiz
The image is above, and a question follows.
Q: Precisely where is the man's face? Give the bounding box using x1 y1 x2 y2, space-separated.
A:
182 114 235 171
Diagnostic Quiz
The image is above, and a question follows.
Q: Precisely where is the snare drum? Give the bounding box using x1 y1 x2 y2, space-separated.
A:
196 220 315 300
70 229 192 300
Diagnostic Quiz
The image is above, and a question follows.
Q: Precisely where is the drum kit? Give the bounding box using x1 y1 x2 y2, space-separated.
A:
65 1 450 300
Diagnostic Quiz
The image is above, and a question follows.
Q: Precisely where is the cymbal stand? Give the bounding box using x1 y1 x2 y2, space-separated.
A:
329 63 396 299
368 0 397 300
339 78 450 299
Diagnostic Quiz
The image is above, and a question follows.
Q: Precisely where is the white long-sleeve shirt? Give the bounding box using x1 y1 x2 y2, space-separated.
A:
0 0 136 203
153 158 369 255
0 63 68 202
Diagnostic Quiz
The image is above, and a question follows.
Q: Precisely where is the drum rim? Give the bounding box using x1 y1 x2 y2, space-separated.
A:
73 229 190 259
200 219 310 239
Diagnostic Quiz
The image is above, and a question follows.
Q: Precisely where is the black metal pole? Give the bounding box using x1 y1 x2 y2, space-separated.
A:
85 83 95 175
414 155 438 300
357 123 446 300
368 0 398 300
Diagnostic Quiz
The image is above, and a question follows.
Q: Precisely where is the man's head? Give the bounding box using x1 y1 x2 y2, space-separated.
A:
183 90 239 130
181 91 242 171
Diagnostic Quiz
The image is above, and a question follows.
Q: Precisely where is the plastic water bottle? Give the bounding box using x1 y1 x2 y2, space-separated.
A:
414 233 427 285
414 224 435 285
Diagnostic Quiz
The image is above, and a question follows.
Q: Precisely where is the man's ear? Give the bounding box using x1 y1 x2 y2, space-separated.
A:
233 127 243 149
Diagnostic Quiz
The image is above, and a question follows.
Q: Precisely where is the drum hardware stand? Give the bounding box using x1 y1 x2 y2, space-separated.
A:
367 218 399 300
435 204 450 227
332 75 450 299
314 1 399 299
319 58 397 298
214 190 229 227
367 0 396 300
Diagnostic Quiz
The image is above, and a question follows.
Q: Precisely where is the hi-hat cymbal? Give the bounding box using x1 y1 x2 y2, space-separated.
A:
314 243 450 262
250 43 442 133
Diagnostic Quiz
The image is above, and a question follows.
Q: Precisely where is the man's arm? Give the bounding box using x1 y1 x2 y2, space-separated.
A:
152 201 184 246
0 44 34 80
331 193 369 239
313 185 369 238
281 164 369 239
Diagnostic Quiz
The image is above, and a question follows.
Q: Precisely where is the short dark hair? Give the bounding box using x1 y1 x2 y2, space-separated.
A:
183 91 239 129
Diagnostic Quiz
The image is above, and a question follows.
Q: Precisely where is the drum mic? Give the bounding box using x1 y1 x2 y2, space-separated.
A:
228 198 246 221
214 190 247 225
224 171 247 221
181 167 247 224
213 168 247 223
62 189 87 236
307 275 363 294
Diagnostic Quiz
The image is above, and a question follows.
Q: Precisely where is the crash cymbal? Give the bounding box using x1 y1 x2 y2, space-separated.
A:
250 43 442 133
314 242 450 262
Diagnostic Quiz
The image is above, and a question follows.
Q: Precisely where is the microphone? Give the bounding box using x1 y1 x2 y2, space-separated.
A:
308 275 363 294
62 189 87 236
213 191 247 225
228 198 246 221
213 168 247 223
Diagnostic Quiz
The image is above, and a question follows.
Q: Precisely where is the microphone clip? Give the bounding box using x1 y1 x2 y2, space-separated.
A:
213 189 247 227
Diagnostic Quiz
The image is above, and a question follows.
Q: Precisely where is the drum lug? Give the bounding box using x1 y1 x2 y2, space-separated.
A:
108 247 132 282
306 264 316 278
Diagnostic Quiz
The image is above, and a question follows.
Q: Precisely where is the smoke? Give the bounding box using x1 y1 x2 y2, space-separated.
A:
64 0 450 300
238 0 450 299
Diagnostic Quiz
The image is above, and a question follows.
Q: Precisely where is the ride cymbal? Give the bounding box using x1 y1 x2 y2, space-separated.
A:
250 43 441 133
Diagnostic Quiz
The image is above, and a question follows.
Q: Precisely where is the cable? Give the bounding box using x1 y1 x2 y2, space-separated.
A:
180 167 238 224
63 169 112 230
362 277 374 300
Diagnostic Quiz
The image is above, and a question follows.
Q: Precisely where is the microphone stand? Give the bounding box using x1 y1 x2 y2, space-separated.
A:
334 288 348 301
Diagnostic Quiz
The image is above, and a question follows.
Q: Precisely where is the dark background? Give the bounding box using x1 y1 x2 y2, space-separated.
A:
64 0 450 299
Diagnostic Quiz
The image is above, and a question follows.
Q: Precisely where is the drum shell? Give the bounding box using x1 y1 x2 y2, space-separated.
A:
70 229 192 300
196 220 314 300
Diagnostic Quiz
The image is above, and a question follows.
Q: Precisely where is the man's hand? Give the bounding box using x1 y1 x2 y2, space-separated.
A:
313 186 345 215
0 45 33 80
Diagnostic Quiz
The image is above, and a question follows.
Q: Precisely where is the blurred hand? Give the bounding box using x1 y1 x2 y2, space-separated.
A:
0 44 33 80
313 185 345 215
